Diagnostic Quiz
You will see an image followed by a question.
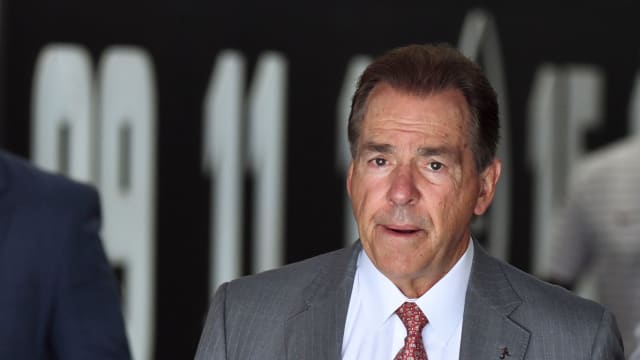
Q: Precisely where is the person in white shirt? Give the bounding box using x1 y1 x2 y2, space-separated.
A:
549 136 640 356
194 43 623 360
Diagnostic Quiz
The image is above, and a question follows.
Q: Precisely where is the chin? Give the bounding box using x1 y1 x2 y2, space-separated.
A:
379 253 425 273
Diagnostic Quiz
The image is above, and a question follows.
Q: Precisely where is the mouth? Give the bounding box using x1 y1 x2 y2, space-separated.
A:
382 225 421 236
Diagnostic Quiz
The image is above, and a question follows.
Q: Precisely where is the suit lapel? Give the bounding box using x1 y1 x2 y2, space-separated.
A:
285 242 361 360
460 241 530 360
283 239 532 360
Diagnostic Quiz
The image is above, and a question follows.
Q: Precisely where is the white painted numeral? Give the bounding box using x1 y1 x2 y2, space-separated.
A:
336 56 371 247
32 44 95 181
203 51 288 292
628 71 640 134
527 65 562 276
31 44 156 360
247 53 288 273
458 8 512 260
98 46 156 360
202 51 246 292
528 65 604 276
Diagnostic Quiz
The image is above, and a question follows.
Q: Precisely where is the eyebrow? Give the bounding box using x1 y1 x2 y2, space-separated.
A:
362 142 457 156
362 142 394 154
416 146 458 157
359 142 461 164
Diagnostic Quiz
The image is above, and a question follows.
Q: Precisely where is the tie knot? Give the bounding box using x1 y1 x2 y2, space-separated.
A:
396 302 428 335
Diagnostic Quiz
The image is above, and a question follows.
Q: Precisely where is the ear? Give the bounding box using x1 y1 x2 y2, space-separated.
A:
346 161 354 199
473 158 501 216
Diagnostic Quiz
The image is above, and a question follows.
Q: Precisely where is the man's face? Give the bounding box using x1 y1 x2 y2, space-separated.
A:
347 84 500 296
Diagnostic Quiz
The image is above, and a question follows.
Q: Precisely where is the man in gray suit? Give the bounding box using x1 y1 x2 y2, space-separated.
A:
195 44 624 359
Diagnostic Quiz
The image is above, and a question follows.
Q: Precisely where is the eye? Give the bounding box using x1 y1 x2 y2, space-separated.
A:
369 158 387 167
428 161 443 171
374 158 387 167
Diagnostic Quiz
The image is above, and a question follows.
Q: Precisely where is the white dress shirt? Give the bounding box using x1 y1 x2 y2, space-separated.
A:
341 239 473 360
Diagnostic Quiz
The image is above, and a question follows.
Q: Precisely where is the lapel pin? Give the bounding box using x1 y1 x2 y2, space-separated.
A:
499 346 511 359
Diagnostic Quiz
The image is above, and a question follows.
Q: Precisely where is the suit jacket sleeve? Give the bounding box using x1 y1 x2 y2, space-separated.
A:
591 309 625 359
195 283 229 359
49 187 131 359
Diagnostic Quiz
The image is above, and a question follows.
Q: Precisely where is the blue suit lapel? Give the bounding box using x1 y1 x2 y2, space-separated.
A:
460 241 530 360
285 242 360 360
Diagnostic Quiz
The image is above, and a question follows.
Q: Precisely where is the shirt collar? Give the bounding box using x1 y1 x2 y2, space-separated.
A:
356 239 474 344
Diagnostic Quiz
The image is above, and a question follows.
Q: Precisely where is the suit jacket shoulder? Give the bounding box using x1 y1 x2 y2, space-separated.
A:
195 243 360 360
461 242 624 359
224 244 354 304
0 150 98 209
0 151 131 360
197 239 624 360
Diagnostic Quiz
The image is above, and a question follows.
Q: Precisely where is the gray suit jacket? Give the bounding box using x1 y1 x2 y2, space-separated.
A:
194 241 623 359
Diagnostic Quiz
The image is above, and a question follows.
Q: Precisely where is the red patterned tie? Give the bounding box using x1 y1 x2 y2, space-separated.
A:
394 302 429 360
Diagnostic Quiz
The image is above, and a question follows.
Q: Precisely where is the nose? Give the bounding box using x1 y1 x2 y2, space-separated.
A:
387 164 419 206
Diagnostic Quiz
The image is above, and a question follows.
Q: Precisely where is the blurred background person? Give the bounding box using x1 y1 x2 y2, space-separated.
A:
0 150 131 359
547 136 640 356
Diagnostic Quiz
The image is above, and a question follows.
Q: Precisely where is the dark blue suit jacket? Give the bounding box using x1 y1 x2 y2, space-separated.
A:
0 151 131 359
